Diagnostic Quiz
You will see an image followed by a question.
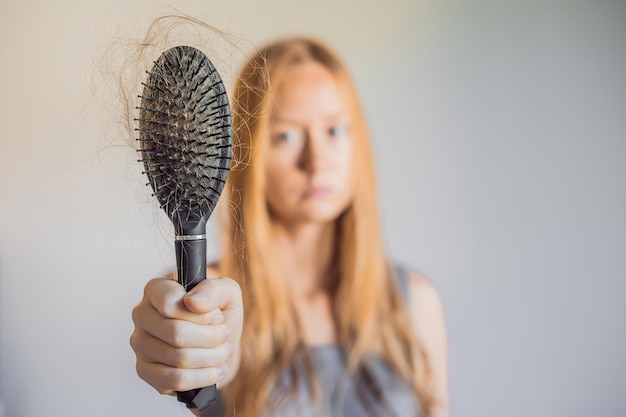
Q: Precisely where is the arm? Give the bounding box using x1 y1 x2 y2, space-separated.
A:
130 266 243 409
407 272 451 417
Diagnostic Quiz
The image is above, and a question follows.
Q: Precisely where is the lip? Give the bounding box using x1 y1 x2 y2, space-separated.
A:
304 186 331 198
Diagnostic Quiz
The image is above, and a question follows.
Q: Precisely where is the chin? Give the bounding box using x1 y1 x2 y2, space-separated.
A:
298 202 350 224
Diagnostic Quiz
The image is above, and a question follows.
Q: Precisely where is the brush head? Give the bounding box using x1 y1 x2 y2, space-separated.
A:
136 45 232 234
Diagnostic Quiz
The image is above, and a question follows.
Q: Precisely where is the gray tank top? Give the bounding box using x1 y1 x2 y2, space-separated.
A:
210 266 419 417
266 344 418 417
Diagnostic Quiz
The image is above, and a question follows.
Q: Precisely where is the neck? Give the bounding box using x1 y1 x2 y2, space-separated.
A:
271 221 337 298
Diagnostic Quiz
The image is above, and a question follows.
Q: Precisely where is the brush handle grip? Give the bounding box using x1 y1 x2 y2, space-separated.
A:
177 386 216 413
175 237 217 413
175 238 207 290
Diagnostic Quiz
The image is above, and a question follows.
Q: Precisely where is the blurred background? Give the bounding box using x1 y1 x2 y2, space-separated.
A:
1 1 625 416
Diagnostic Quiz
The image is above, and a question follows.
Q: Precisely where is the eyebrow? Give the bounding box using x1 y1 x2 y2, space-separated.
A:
271 113 349 125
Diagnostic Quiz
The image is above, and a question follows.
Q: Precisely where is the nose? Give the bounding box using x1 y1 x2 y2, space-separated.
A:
298 128 329 173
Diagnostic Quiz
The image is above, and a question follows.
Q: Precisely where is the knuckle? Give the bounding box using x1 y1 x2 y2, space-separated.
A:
224 277 242 293
169 324 188 348
157 388 174 396
146 278 182 318
143 278 161 296
129 331 140 352
205 325 226 348
160 290 184 318
170 369 192 392
143 279 154 295
131 304 142 324
161 300 177 319
135 360 151 382
171 349 190 369
130 330 150 358
136 358 183 394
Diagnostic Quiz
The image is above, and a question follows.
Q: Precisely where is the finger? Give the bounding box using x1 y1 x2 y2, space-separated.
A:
131 328 234 369
133 306 231 348
144 278 224 324
183 277 243 315
136 359 229 393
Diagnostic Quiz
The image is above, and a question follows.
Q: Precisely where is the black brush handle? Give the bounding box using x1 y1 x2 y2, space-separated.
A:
175 230 217 413
175 238 207 291
177 386 216 413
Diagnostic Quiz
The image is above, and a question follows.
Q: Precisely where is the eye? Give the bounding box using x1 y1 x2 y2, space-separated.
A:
272 129 302 146
279 130 298 143
328 124 347 138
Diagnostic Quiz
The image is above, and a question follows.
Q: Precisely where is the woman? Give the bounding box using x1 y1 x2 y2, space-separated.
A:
130 37 450 417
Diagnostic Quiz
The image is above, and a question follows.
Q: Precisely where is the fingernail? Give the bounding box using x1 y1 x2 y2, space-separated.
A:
225 343 234 358
218 364 229 379
186 290 209 304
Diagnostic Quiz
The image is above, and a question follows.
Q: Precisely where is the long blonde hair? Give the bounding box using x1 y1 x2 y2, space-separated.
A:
218 37 435 416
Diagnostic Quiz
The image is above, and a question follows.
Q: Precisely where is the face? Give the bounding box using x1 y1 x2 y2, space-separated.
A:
264 61 354 226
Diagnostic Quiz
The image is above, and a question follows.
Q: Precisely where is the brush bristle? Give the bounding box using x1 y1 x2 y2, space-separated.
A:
136 45 232 223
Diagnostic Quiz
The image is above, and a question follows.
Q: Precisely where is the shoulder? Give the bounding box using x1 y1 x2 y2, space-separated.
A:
391 267 447 351
405 271 447 342
406 272 444 319
405 271 451 415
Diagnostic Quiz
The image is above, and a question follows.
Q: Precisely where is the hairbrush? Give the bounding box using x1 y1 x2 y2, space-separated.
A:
136 45 232 413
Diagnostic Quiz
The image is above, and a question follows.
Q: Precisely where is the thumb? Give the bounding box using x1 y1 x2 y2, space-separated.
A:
183 277 242 315
183 285 215 314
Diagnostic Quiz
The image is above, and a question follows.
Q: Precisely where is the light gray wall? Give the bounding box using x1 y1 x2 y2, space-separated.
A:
1 1 624 417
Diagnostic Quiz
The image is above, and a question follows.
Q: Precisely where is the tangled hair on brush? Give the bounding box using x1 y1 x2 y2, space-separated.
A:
94 8 250 232
94 8 248 154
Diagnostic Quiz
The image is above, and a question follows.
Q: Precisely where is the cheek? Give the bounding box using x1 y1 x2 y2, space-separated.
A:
337 141 355 184
264 166 283 197
264 161 295 203
331 142 356 206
